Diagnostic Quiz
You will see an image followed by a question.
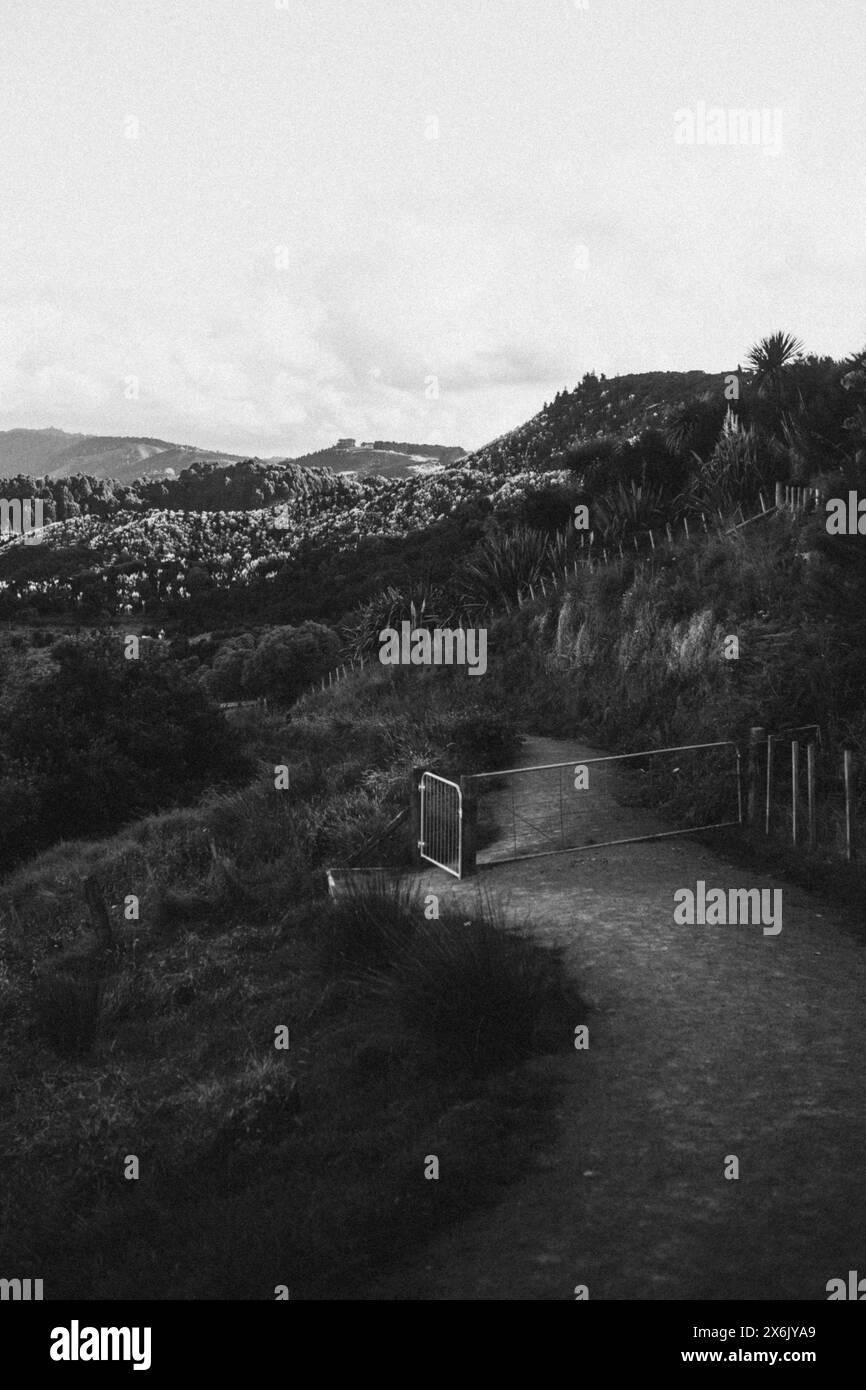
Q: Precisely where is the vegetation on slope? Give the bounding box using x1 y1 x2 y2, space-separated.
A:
0 666 571 1299
3 331 866 1298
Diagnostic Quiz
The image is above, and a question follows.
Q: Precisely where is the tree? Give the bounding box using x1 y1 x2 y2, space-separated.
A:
241 622 340 703
0 638 248 869
746 331 804 405
204 633 256 700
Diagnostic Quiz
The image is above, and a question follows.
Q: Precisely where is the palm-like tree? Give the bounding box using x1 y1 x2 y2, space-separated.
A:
746 331 804 401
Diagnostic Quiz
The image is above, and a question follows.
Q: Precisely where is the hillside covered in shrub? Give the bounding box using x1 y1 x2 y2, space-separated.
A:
3 331 866 1298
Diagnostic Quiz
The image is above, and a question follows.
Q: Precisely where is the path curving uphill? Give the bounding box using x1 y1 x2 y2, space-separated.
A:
368 735 866 1300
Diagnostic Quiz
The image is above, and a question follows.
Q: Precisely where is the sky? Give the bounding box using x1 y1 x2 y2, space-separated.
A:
0 0 864 458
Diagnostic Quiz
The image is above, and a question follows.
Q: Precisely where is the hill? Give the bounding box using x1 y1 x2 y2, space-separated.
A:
284 441 466 480
0 429 465 486
1 346 862 633
0 428 244 485
1 337 866 1307
454 369 735 476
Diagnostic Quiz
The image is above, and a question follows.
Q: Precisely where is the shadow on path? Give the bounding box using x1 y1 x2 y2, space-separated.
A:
367 735 866 1300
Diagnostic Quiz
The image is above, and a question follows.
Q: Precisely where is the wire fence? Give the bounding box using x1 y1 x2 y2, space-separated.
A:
465 741 742 866
306 489 804 698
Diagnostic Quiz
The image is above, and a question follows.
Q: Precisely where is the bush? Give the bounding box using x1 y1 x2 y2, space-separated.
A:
315 875 420 975
459 526 552 608
441 708 521 776
366 895 572 1076
241 622 340 703
0 636 250 871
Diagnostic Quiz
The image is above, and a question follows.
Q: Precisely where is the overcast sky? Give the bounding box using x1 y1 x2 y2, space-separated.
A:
0 0 863 458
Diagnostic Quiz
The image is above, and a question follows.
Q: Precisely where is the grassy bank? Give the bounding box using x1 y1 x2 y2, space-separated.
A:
0 667 575 1299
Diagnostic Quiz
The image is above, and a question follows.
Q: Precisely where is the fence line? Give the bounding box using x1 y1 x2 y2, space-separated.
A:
774 482 822 513
758 725 858 864
306 486 826 698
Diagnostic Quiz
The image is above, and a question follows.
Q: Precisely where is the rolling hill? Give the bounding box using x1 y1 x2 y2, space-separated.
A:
281 441 466 480
0 428 245 485
454 369 736 476
0 429 465 486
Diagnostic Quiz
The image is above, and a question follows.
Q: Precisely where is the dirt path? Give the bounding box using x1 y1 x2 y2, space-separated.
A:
369 735 866 1300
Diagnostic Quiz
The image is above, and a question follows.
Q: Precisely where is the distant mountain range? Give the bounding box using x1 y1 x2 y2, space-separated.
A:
0 428 465 485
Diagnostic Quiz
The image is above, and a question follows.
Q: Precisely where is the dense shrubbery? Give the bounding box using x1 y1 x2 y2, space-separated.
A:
0 637 249 871
202 622 340 702
0 663 569 1298
461 511 866 771
4 335 866 1299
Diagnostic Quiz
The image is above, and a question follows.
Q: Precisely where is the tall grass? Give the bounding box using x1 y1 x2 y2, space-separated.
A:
338 882 575 1076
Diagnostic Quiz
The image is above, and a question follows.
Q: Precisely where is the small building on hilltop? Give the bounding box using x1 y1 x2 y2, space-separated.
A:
336 437 356 449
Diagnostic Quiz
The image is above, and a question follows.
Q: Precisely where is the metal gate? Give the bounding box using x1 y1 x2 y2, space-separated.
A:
465 740 742 867
419 771 463 877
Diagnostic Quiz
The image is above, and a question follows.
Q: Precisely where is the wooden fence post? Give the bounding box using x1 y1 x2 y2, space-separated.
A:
747 727 765 828
765 733 775 835
844 749 855 862
775 482 783 509
459 776 477 878
806 740 817 849
791 740 800 844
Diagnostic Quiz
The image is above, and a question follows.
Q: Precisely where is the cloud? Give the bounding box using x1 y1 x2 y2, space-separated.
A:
0 205 578 455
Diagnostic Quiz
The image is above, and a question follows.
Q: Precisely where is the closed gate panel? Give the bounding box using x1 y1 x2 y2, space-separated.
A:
419 772 463 877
